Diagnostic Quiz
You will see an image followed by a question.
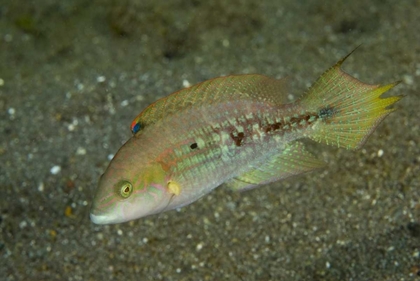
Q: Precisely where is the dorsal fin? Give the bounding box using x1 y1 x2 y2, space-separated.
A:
131 74 290 134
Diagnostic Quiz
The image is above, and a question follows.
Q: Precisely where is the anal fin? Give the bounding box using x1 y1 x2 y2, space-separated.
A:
226 142 325 191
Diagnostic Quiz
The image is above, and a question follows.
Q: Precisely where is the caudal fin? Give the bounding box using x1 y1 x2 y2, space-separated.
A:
301 50 403 150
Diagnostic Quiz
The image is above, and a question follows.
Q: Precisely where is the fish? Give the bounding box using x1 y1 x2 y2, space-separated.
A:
90 50 402 224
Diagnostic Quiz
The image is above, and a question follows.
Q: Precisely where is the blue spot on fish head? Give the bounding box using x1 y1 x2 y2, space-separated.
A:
131 122 141 134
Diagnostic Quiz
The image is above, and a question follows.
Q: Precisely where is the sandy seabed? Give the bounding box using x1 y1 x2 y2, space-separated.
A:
1 0 419 280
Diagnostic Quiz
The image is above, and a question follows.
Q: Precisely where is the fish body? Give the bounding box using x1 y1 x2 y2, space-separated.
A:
91 52 401 224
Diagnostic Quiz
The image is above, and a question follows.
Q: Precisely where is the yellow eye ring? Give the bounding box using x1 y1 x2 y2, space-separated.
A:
119 181 133 198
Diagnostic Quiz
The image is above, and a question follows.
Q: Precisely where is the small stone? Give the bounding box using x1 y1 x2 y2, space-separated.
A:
19 221 27 228
50 165 61 175
182 79 191 88
0 78 4 86
64 206 74 218
196 242 204 251
38 182 44 192
8 108 15 115
97 76 106 83
68 124 76 131
49 229 57 238
402 74 413 85
377 149 384 157
120 100 129 107
76 147 86 155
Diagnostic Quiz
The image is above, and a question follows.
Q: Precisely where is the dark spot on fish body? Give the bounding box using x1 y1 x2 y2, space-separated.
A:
262 112 319 135
318 106 336 121
190 143 198 149
264 122 282 133
230 131 245 147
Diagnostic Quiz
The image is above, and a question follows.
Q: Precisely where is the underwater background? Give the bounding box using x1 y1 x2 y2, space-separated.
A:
0 0 419 280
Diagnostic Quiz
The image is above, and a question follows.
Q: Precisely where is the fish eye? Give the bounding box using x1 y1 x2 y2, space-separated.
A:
118 181 133 198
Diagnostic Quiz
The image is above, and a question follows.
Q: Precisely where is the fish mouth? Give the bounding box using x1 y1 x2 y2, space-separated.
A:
90 212 122 225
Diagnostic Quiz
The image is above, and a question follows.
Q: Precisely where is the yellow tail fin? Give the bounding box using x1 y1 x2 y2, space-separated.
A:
301 51 403 149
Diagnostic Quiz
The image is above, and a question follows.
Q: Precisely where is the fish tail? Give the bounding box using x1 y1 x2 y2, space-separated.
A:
301 51 403 150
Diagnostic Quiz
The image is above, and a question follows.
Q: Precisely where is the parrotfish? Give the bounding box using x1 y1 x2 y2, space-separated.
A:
90 51 402 224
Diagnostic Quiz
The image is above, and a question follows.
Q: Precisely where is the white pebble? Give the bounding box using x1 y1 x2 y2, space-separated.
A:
38 182 44 192
326 261 331 269
117 229 123 235
19 221 27 229
377 149 384 157
107 154 114 161
142 237 148 243
120 100 129 107
97 76 106 83
76 147 86 155
0 78 4 86
176 268 181 273
50 165 61 175
68 124 76 131
8 108 15 115
196 242 204 251
402 74 413 85
182 79 191 88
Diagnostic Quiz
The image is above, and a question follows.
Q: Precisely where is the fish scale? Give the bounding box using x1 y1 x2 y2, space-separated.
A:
161 101 310 193
91 50 402 224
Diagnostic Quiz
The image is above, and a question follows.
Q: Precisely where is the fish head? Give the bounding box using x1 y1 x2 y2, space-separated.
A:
90 138 172 224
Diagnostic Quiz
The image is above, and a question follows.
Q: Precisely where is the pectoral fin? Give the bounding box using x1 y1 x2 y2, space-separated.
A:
226 142 325 191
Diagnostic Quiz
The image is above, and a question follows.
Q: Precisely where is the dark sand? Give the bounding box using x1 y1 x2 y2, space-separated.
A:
1 0 419 280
